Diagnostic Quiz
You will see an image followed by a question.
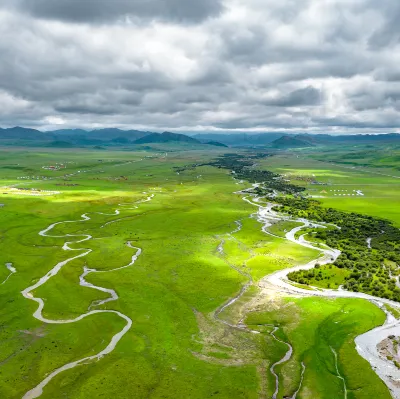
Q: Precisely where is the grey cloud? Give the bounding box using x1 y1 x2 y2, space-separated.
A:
3 0 223 23
187 63 233 86
367 0 400 48
263 87 322 107
374 68 400 82
315 116 400 130
221 26 268 65
344 81 400 112
55 104 117 115
0 0 399 133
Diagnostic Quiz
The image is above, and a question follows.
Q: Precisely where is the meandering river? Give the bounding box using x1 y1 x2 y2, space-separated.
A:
21 195 154 398
241 185 400 398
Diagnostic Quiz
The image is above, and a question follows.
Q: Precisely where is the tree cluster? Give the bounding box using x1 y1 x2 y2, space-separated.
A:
206 154 305 194
275 196 400 301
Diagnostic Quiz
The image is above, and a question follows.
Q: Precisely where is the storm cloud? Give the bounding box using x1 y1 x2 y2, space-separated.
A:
0 0 399 133
2 0 223 23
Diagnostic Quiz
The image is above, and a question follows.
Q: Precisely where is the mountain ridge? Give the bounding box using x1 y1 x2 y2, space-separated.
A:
134 131 200 144
0 127 228 147
1 126 400 147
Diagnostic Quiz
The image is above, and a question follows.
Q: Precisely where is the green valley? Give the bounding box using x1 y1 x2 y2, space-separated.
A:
0 143 399 399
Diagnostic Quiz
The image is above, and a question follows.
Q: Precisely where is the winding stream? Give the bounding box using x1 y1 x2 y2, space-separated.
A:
213 193 295 396
1 263 16 285
270 326 293 399
21 194 154 398
330 346 348 399
240 184 400 398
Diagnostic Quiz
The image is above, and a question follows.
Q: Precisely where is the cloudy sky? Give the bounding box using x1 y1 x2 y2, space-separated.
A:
1 0 400 133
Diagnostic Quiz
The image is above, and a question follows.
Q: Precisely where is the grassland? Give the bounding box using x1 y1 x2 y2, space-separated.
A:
258 150 400 226
246 297 390 399
0 145 395 398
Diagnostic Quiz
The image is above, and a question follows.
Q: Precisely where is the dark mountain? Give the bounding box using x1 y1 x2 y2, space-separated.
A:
133 133 164 144
205 141 228 147
88 128 125 137
111 137 130 144
271 135 315 148
193 132 284 146
2 126 400 147
286 132 400 145
0 126 51 140
294 134 322 144
320 133 400 144
134 131 200 144
194 132 400 147
51 128 149 142
70 137 104 145
86 128 148 140
50 128 88 136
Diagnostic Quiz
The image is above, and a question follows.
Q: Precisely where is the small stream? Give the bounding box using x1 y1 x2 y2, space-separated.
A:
21 195 154 398
1 263 16 285
330 346 348 399
270 327 293 399
214 193 295 397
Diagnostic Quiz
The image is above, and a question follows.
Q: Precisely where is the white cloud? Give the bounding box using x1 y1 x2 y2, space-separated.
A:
44 116 66 125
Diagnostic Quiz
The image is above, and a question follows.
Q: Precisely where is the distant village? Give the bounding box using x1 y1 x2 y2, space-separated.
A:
282 173 325 184
283 173 366 198
42 162 66 171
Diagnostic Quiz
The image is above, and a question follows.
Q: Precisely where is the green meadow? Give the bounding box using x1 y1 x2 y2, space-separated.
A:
259 151 400 225
245 297 390 399
0 146 396 398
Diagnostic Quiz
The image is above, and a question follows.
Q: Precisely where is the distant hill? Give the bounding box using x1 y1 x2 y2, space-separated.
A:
50 128 88 136
50 128 149 142
193 132 283 147
205 141 228 147
134 131 200 144
0 126 51 140
86 128 149 141
111 137 130 144
271 135 315 148
193 132 400 147
2 126 400 147
0 126 200 146
318 133 400 144
293 134 321 145
47 140 75 148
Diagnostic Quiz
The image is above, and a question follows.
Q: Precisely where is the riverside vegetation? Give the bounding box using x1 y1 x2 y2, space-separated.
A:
275 196 400 299
210 153 400 302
